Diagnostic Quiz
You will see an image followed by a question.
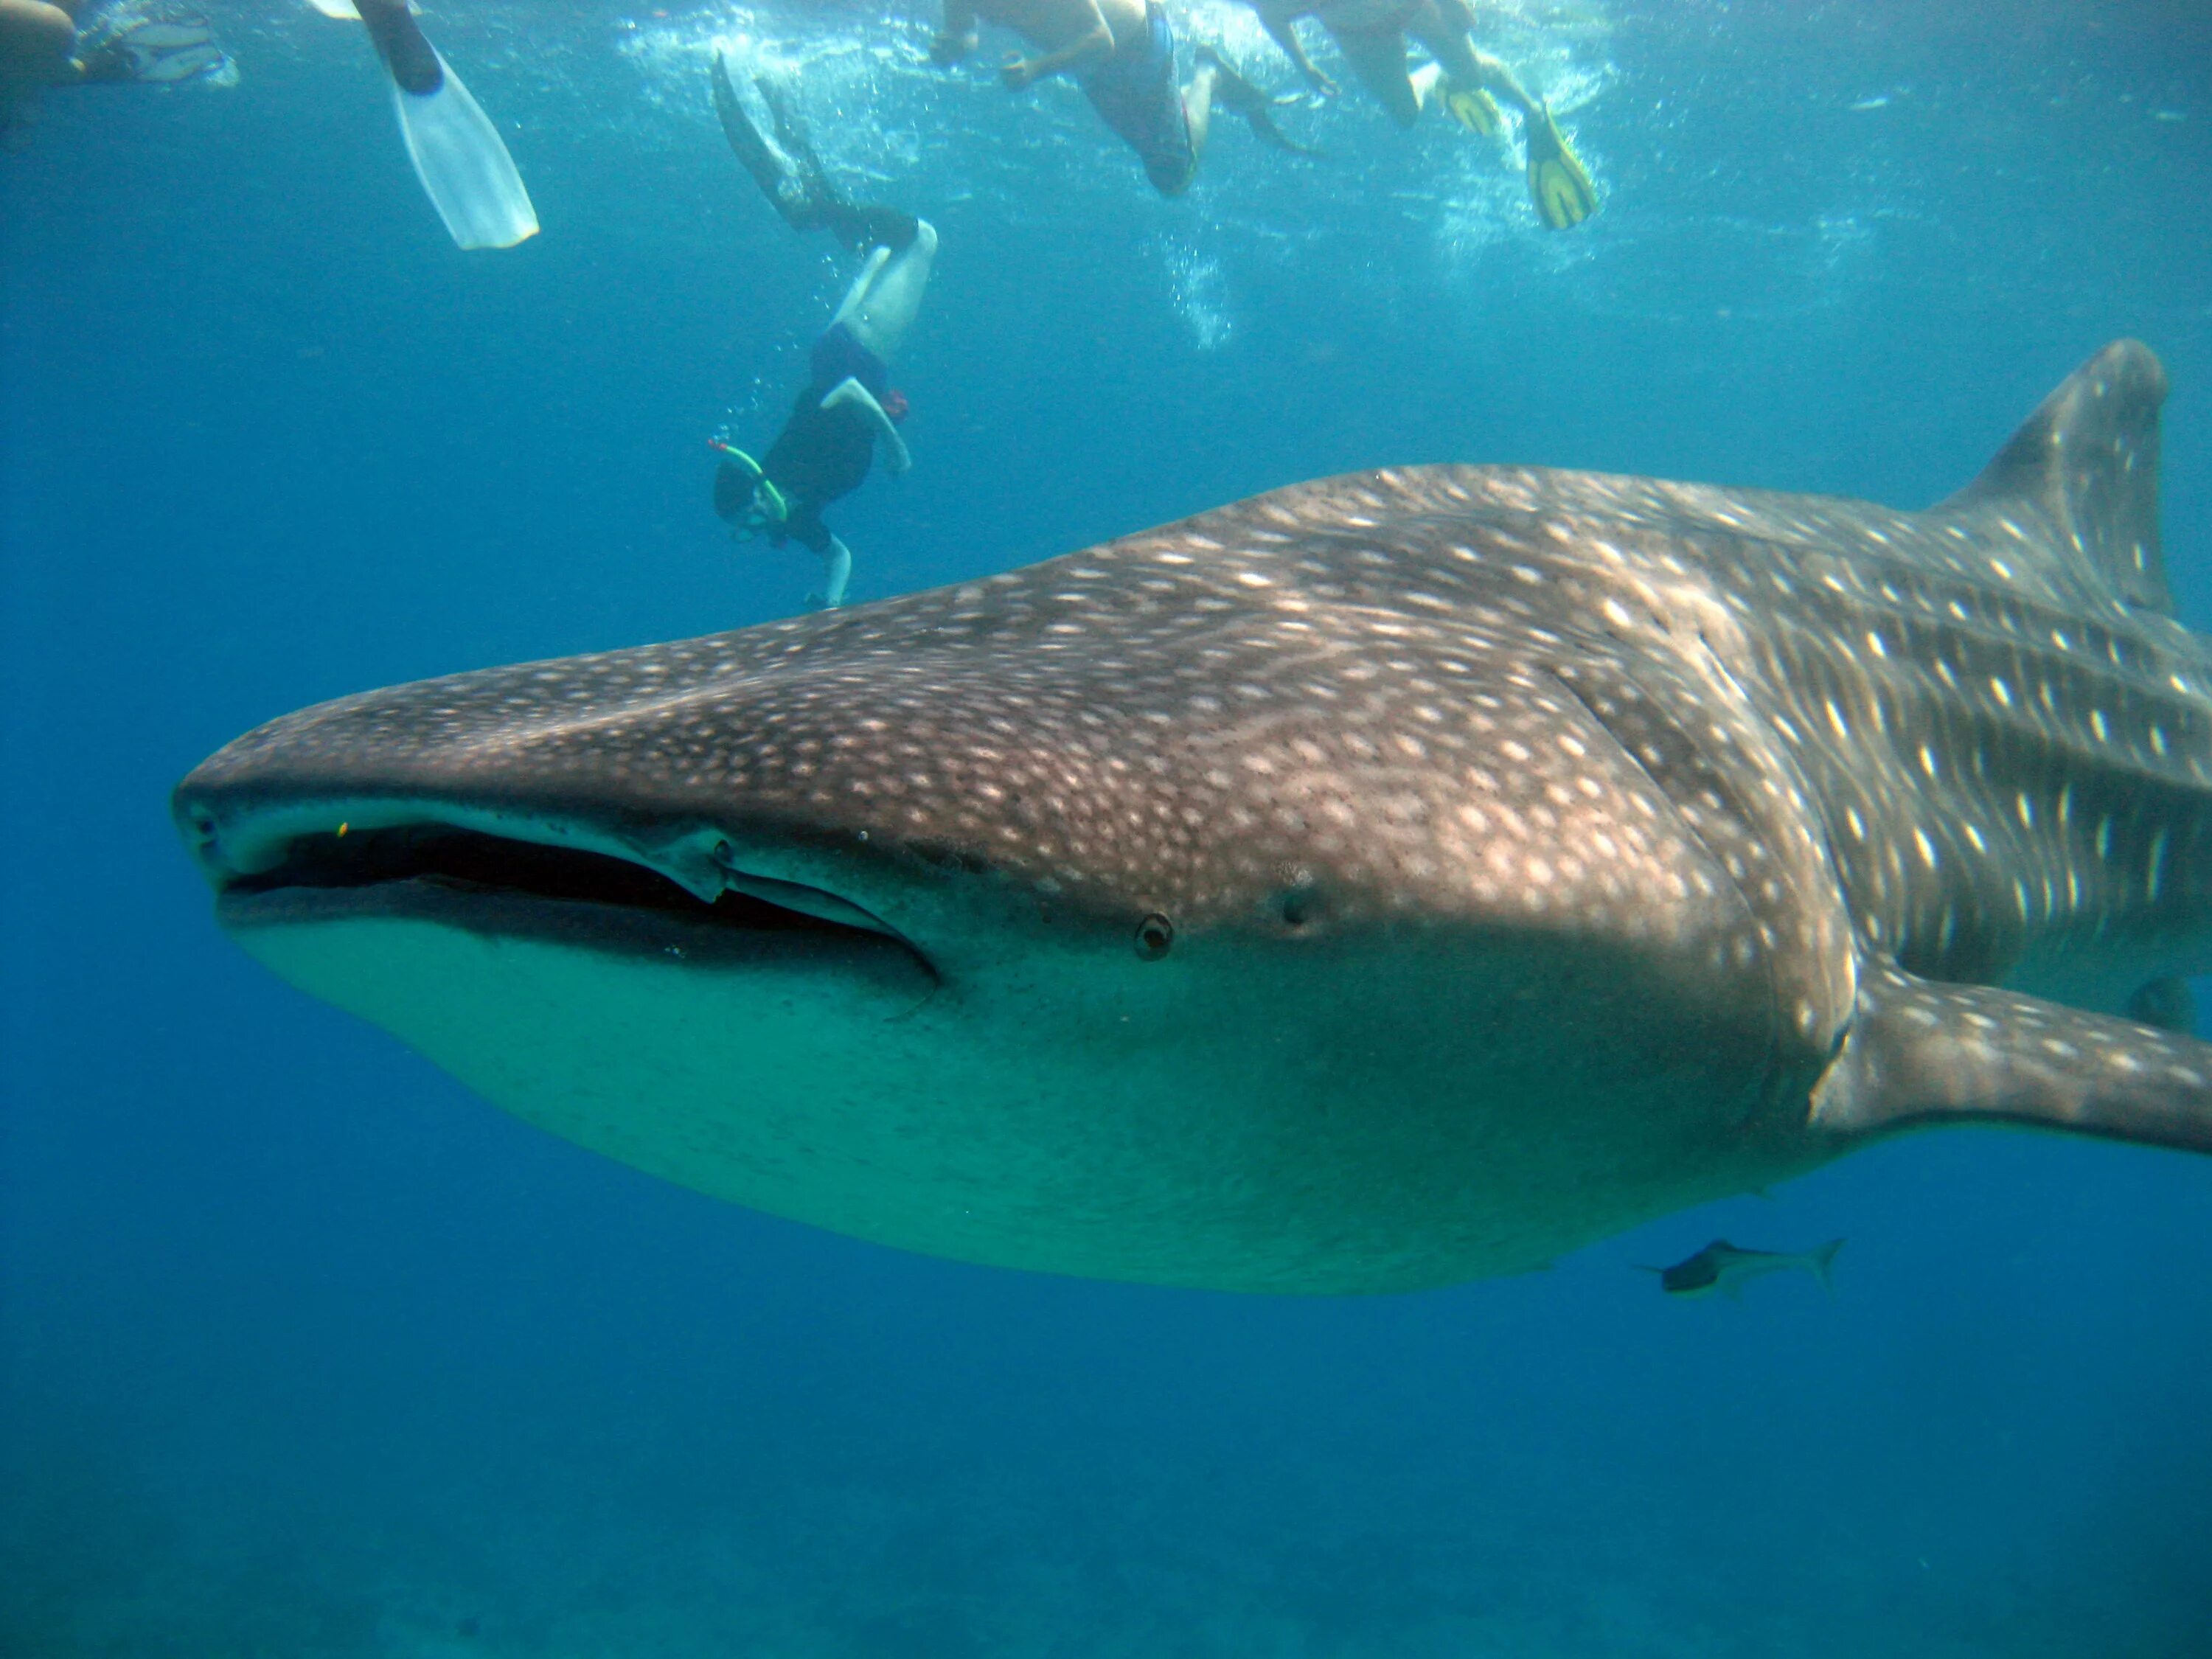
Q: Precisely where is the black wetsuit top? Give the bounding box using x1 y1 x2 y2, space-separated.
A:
762 386 877 555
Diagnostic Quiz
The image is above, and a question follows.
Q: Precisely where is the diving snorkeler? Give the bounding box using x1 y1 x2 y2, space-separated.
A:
929 0 1310 197
1241 0 1596 229
1 1 226 147
310 0 537 250
709 55 936 611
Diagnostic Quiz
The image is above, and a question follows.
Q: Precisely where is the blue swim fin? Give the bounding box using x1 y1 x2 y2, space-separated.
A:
336 0 538 250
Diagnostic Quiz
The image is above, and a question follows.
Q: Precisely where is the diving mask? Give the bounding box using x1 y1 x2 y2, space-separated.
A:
709 439 790 538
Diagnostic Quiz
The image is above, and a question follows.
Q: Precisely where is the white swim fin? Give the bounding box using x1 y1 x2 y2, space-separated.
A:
348 0 538 250
387 48 538 249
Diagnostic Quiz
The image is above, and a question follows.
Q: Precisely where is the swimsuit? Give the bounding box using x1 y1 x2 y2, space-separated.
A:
1079 1 1195 195
810 320 892 402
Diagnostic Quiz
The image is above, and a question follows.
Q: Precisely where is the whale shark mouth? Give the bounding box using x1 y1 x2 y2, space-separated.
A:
212 821 936 980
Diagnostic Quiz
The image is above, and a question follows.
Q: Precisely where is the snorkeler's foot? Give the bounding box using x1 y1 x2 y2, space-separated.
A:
1441 80 1502 137
1524 101 1596 229
824 201 921 257
74 19 224 84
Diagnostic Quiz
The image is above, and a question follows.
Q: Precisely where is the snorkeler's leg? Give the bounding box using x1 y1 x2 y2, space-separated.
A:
1181 55 1215 161
1411 2 1596 229
1192 43 1313 156
1328 26 1419 127
835 218 936 362
812 537 853 610
1463 47 1539 119
1407 7 1539 119
832 244 894 324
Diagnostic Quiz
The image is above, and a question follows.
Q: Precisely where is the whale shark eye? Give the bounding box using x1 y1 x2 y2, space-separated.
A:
1134 913 1175 960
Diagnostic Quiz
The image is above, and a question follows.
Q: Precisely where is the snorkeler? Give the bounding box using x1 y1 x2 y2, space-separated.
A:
709 56 936 611
1 1 226 147
310 0 537 250
1240 0 1596 229
929 0 1310 197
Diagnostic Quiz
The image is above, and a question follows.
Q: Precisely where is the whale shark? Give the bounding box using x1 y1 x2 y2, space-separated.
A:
175 340 2212 1294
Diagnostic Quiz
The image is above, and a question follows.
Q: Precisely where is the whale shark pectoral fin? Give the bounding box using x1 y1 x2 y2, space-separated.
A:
1809 964 2212 1155
1940 338 2171 615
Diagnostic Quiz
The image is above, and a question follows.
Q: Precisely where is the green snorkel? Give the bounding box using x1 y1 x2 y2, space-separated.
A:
708 438 790 538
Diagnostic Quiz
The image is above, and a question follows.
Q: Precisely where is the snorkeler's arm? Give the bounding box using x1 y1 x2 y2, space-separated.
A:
1001 1 1113 88
821 378 912 473
930 0 979 65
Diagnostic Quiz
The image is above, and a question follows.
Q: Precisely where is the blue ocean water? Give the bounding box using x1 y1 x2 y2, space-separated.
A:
4 1 2211 1652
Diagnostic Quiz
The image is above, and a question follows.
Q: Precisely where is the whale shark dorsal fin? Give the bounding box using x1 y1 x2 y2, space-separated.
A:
1810 964 2212 1155
1941 338 2171 615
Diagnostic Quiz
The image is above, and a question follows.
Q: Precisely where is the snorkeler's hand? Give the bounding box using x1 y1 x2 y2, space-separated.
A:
1306 67 1339 98
928 28 976 66
1000 53 1040 91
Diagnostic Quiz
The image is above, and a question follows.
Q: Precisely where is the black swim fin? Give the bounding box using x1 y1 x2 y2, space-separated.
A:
754 72 830 184
713 55 917 254
712 51 806 211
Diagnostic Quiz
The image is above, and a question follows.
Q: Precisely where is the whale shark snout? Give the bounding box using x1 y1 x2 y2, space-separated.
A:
176 341 2212 1293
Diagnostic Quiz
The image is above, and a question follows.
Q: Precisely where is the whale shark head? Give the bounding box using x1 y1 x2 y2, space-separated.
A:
176 341 2212 1293
177 469 1847 1293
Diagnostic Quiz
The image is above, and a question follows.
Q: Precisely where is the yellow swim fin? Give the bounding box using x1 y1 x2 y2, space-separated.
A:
1524 102 1596 230
1441 82 1502 137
